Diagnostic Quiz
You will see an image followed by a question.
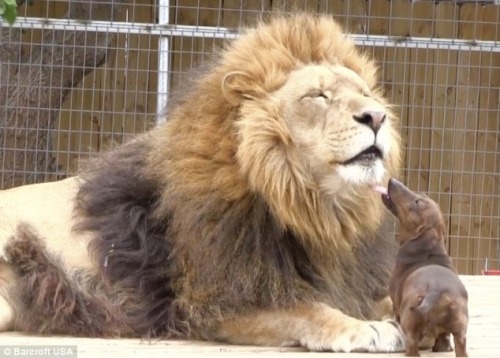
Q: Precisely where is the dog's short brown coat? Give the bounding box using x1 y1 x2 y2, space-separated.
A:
382 178 469 357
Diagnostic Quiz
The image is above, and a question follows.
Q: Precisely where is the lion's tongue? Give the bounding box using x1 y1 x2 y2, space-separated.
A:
371 185 388 196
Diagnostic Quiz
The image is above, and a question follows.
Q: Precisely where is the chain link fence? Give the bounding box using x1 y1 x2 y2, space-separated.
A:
0 0 499 274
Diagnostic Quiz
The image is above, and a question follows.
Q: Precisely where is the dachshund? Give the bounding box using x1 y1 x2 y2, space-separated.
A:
373 178 468 357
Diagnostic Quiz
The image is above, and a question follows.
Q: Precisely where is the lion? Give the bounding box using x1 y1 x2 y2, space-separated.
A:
0 13 405 352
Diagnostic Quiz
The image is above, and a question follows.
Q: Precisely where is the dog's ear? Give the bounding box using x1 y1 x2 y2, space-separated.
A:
397 228 439 264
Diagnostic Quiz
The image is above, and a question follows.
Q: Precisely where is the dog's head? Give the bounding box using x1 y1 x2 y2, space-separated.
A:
379 178 445 245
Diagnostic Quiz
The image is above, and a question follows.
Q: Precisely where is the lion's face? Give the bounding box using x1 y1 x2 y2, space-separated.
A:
270 64 396 194
214 14 401 240
231 58 400 240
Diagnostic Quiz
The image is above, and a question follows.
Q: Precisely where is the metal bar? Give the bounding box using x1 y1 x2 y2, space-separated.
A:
156 0 169 123
5 17 239 38
4 16 500 52
353 36 500 52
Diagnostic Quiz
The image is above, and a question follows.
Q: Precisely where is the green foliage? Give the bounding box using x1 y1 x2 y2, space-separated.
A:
0 0 17 25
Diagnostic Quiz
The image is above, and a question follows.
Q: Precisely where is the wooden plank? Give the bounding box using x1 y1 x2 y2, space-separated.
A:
471 5 500 273
404 2 434 195
111 0 158 143
361 0 384 82
323 0 344 26
270 0 319 13
222 1 271 29
448 4 483 274
342 0 367 34
368 0 411 185
53 0 159 176
319 0 367 34
169 1 224 90
1 276 499 357
18 0 67 43
108 0 159 139
53 70 101 176
95 35 122 153
169 0 196 90
55 2 122 174
14 0 93 178
55 6 110 174
428 2 459 261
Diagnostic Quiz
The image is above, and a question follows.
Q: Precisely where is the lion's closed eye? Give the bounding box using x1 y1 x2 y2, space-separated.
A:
302 90 331 101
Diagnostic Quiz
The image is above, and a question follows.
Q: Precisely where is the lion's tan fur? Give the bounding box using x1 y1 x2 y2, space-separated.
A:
0 13 405 352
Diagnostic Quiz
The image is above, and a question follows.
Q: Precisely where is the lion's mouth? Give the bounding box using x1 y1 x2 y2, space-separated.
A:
342 145 383 165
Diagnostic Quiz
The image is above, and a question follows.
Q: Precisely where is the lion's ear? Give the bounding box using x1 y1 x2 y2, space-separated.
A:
222 71 260 106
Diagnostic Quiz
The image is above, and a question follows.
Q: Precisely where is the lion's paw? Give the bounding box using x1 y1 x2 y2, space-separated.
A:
328 319 405 353
0 296 14 332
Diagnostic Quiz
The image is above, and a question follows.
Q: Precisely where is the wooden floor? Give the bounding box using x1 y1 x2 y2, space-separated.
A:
1 276 498 357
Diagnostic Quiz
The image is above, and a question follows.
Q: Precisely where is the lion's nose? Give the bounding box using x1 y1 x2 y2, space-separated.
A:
354 111 386 134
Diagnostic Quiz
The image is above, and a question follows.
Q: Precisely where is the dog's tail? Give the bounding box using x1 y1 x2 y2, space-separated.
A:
414 290 451 317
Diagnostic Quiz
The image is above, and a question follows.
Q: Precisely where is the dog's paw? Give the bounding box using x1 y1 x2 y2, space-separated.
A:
302 318 406 353
432 333 453 352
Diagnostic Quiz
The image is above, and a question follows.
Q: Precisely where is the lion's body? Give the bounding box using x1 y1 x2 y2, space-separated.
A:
0 13 405 352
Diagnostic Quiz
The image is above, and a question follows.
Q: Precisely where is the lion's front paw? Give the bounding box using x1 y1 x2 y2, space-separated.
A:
0 296 14 332
328 319 406 353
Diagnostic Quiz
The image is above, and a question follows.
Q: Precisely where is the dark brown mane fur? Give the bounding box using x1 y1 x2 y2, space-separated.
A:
72 135 189 338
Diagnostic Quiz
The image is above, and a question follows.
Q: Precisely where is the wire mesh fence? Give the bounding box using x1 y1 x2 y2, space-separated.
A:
0 0 499 274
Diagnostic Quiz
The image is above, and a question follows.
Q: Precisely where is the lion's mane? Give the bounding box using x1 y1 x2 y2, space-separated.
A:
64 12 402 339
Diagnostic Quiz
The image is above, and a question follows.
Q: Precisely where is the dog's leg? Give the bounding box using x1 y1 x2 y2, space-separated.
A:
214 302 405 353
432 332 453 352
404 334 421 357
453 331 467 357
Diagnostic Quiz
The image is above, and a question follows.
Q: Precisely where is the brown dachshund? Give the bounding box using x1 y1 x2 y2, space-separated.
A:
373 178 469 357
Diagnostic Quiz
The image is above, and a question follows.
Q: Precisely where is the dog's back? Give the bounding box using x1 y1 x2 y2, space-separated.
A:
400 265 468 338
